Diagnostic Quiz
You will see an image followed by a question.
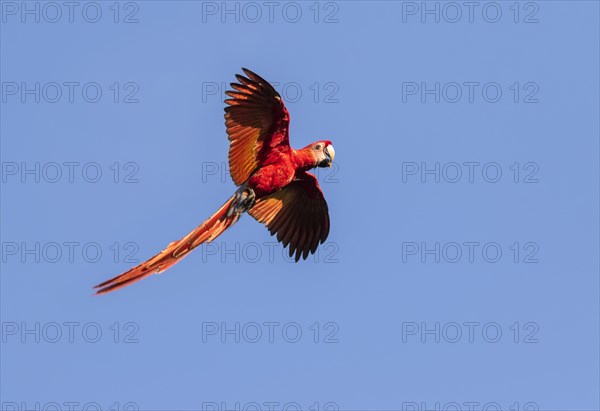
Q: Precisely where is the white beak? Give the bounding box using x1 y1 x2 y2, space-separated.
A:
325 145 335 165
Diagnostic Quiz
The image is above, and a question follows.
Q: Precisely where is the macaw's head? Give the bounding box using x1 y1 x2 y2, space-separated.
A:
307 140 335 168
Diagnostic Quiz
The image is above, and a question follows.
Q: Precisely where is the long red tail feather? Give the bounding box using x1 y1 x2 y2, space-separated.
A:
94 195 238 295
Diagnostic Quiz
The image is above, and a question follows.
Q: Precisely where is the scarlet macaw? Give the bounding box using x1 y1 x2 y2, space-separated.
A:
94 68 335 294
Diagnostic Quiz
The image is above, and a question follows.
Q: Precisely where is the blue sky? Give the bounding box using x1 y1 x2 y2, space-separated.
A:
1 1 599 410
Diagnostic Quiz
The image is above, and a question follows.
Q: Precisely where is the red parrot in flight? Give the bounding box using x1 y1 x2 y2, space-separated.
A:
94 68 335 294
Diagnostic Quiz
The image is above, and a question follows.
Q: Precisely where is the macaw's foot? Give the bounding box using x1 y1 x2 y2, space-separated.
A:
228 186 256 217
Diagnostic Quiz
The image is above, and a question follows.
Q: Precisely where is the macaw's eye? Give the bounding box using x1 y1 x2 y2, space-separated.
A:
315 144 321 150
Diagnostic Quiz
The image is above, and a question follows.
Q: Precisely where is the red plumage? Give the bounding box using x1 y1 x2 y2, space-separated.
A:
94 68 335 294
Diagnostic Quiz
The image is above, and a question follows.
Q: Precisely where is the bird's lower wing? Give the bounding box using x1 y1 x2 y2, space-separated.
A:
249 172 330 261
94 195 239 295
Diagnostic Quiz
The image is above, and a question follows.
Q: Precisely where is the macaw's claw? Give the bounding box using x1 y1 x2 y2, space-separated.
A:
228 186 256 217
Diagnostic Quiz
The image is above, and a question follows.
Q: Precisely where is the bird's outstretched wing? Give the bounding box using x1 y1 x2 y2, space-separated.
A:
249 172 330 261
225 68 290 186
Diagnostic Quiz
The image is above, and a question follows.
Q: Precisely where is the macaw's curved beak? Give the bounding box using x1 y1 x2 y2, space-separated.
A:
325 144 335 167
